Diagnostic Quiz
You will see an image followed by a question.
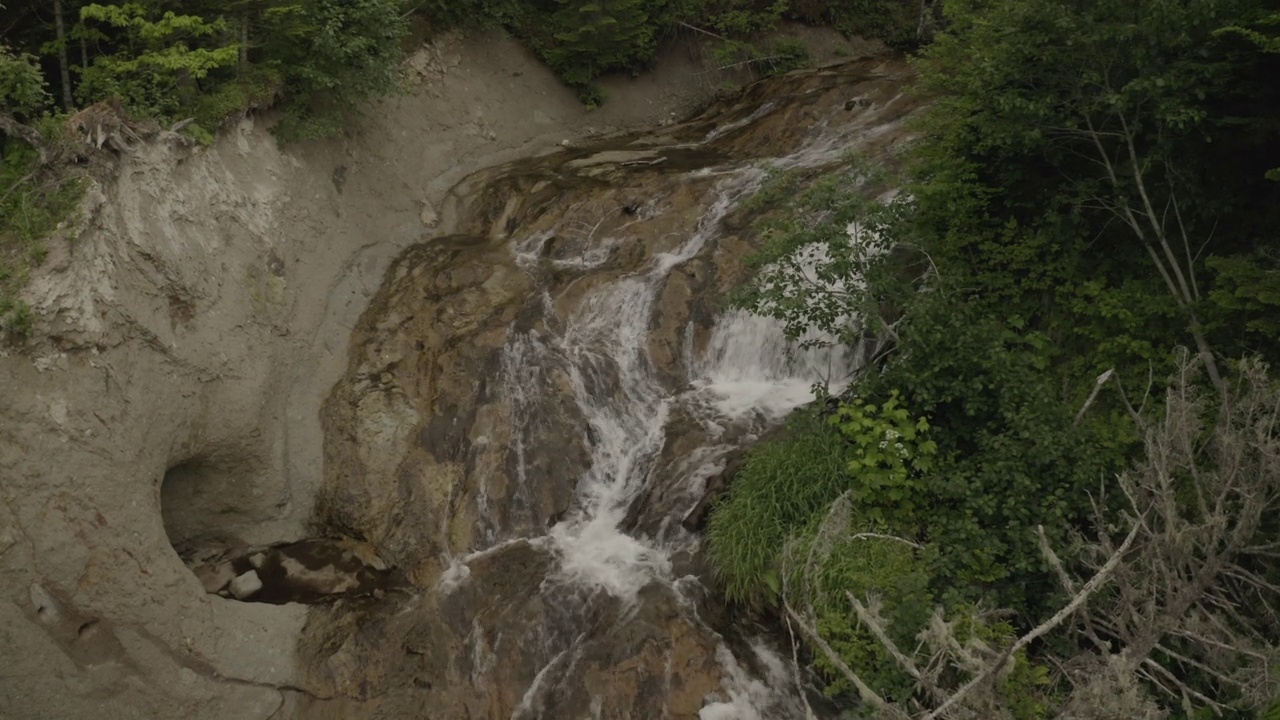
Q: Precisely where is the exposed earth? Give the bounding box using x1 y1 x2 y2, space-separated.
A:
0 27 891 720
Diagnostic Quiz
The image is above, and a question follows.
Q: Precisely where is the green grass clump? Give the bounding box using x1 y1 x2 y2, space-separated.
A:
1 138 85 339
706 410 851 607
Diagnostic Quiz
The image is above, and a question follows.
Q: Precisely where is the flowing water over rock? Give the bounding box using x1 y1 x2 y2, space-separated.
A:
300 57 919 718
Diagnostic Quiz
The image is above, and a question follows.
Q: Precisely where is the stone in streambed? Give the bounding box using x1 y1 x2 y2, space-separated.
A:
230 569 263 599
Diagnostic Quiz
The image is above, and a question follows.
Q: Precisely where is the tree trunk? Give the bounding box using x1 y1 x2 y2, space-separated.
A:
0 112 49 165
54 0 73 111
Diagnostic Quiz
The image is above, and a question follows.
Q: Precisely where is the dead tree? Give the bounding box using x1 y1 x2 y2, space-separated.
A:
1060 352 1280 714
783 352 1280 718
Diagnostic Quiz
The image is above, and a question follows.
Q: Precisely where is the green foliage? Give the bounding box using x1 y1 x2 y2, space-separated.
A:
405 0 527 30
180 66 282 145
539 0 667 89
797 525 933 702
0 296 35 338
0 130 85 340
872 295 1133 606
675 0 787 36
909 0 1280 358
707 411 852 608
706 0 1280 713
828 0 920 47
1051 275 1194 395
998 651 1053 720
268 0 408 141
829 390 936 520
403 0 906 98
762 37 809 74
77 3 240 125
4 0 406 143
708 35 811 78
731 159 906 348
0 45 52 119
577 83 606 110
1216 9 1280 53
1208 252 1280 354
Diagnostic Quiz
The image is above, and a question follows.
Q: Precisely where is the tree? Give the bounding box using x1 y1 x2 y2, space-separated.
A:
543 0 668 88
729 159 910 351
76 3 240 121
0 44 51 164
265 0 407 140
912 0 1280 380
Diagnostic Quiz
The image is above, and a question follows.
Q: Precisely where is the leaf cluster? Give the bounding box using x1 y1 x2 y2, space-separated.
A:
730 160 907 349
0 45 52 119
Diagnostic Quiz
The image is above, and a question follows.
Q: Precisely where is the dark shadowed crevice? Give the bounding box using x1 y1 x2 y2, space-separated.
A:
160 455 400 604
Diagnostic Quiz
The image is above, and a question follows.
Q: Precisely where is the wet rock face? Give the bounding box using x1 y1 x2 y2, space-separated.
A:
304 56 920 718
4 30 905 720
317 238 546 575
298 544 726 719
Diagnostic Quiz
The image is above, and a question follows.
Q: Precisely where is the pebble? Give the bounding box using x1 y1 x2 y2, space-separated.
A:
229 569 263 600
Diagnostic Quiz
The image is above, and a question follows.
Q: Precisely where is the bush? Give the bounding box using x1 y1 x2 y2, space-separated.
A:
537 0 668 89
268 0 409 142
792 510 934 702
707 410 852 608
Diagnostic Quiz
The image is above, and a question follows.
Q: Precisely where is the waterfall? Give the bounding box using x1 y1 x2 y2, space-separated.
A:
313 59 918 718
486 159 867 714
541 170 764 600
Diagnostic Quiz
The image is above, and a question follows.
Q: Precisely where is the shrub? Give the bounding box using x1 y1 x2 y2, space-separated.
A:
707 411 852 608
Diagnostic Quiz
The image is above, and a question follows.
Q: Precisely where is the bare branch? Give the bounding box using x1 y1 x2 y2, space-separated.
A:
1075 368 1115 425
923 518 1142 720
782 601 908 719
0 111 49 165
848 593 939 699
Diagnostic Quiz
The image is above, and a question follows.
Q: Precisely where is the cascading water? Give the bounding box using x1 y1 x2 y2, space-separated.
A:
305 57 920 719
472 141 873 717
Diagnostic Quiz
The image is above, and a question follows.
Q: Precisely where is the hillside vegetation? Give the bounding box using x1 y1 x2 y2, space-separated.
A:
708 0 1280 717
7 1 1280 715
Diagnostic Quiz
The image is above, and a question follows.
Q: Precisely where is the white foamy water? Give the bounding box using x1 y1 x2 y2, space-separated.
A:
540 119 884 602
442 86 904 718
544 170 765 600
700 642 805 720
692 308 857 422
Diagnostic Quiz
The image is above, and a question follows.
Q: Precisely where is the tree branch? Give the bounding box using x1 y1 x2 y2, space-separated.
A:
0 111 49 166
782 600 909 719
921 518 1142 720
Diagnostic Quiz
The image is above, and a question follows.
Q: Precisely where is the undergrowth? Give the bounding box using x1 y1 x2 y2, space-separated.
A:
0 136 85 339
706 409 851 608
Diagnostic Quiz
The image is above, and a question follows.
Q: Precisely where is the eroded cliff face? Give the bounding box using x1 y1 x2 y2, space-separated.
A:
298 60 919 718
0 29 783 720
